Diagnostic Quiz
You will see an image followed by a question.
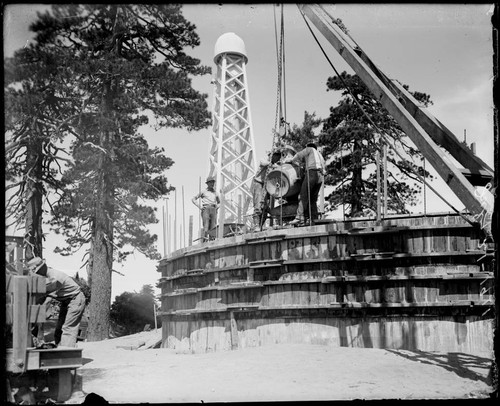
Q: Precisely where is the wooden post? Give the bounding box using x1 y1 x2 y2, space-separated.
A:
166 199 170 255
237 194 242 227
376 149 381 223
230 311 238 350
16 240 23 274
383 143 388 217
154 303 157 332
162 205 166 257
12 276 28 373
174 189 177 252
198 177 203 240
188 215 193 246
182 186 186 249
319 182 325 218
168 214 172 255
218 193 225 240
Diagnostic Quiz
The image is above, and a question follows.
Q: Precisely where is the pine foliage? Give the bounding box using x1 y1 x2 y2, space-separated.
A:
320 73 434 216
282 73 434 217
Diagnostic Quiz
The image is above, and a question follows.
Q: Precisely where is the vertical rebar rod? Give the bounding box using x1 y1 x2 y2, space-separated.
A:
174 189 177 252
383 143 388 217
162 205 166 257
182 186 186 249
376 149 381 223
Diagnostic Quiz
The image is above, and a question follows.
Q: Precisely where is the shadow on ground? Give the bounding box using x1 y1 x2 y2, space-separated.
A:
82 357 93 366
387 349 492 384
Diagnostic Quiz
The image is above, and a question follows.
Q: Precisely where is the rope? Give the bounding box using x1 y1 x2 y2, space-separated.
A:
298 5 468 220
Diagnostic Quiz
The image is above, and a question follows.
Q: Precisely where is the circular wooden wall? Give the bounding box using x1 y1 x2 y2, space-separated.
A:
158 213 494 354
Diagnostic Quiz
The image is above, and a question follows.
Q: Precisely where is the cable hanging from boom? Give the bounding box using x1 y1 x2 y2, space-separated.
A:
273 3 288 149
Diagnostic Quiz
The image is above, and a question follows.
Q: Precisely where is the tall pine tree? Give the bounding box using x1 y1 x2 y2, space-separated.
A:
9 4 211 340
5 43 76 259
320 72 433 217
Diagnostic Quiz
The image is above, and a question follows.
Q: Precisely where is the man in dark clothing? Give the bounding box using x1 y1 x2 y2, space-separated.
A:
286 142 326 225
27 257 86 347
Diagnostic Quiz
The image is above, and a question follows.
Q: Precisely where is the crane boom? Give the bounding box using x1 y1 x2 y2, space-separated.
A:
299 4 493 216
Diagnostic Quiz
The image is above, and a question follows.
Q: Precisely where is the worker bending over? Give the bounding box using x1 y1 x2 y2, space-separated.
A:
27 257 86 348
285 142 326 225
192 176 220 241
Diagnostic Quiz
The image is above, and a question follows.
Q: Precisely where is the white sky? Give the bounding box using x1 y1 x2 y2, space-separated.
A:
4 4 495 300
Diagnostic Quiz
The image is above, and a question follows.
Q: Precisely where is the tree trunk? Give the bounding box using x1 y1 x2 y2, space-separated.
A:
86 221 112 341
350 140 364 216
87 141 114 341
24 139 44 260
87 82 115 341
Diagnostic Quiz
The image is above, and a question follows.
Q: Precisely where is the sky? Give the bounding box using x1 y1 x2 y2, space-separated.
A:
3 4 495 300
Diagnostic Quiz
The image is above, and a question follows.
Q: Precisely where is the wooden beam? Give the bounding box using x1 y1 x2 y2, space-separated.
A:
341 22 493 181
301 4 485 215
12 276 28 373
217 193 225 240
389 79 494 178
188 215 193 246
229 311 238 350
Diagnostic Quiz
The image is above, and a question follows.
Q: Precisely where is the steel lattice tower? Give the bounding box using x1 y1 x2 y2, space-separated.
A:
209 33 256 226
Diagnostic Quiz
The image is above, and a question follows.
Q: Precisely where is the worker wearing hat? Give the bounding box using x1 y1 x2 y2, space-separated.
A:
192 176 220 241
26 257 86 348
285 141 326 226
250 158 271 231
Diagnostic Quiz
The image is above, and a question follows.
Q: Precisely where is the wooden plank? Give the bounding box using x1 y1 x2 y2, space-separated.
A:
12 276 28 373
230 311 238 350
288 238 303 261
281 283 292 306
261 285 270 307
388 79 493 176
28 305 46 324
235 244 245 266
270 239 283 261
327 235 338 258
306 236 321 260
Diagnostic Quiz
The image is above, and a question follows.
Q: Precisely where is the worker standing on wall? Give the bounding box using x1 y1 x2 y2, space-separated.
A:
250 159 271 231
192 177 220 241
27 257 86 348
285 142 326 225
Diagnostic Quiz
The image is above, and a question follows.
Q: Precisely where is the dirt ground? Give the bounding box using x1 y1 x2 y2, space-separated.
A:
64 330 495 403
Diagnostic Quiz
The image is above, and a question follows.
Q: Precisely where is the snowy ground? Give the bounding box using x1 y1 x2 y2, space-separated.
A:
66 330 494 403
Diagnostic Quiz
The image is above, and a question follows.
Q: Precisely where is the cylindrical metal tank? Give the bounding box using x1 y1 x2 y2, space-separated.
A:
265 163 302 198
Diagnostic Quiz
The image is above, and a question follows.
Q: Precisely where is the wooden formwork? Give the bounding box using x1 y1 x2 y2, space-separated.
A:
157 213 495 354
5 238 83 403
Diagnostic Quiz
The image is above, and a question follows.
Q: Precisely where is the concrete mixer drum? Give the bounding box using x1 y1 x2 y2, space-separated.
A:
265 163 303 199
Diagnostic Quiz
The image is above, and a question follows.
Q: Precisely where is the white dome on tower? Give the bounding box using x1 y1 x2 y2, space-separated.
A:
214 32 248 64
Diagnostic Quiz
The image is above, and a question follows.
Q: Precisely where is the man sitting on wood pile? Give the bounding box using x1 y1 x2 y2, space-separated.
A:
27 257 86 348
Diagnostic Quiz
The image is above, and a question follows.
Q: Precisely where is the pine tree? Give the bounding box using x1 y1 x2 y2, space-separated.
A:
5 45 76 259
280 111 322 151
8 4 212 340
320 72 433 217
110 284 158 336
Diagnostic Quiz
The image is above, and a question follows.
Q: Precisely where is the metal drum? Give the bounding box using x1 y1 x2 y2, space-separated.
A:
265 163 302 198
